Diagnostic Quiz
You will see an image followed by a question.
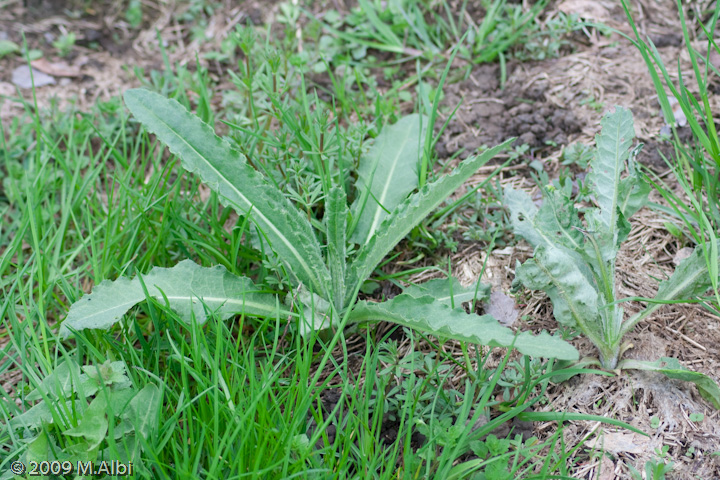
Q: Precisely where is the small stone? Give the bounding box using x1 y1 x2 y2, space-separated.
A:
12 65 56 89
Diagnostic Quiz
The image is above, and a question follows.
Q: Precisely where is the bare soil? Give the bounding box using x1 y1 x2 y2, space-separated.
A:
2 0 720 478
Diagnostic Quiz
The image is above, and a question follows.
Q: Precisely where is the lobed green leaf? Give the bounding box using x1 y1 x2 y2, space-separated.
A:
656 245 715 301
123 89 331 297
588 106 635 231
503 187 545 249
515 245 603 347
349 294 578 360
60 260 287 338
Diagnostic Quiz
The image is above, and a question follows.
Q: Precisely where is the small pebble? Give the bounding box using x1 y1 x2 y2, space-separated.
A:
11 65 56 89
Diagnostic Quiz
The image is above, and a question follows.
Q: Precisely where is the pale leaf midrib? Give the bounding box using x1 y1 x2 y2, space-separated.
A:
610 122 623 231
162 294 278 310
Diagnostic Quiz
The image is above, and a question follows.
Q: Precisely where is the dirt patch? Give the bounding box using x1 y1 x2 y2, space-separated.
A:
436 0 720 176
0 0 283 123
437 63 583 159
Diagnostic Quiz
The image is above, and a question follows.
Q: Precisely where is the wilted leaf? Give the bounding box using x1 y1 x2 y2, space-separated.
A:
585 431 650 455
30 58 81 77
486 291 519 327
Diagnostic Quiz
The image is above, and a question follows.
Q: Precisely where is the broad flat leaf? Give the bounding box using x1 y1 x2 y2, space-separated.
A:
9 400 57 430
64 440 100 463
26 360 82 401
26 430 54 463
403 277 490 308
350 114 426 245
124 89 330 298
503 187 545 248
124 384 161 440
617 174 650 219
112 418 136 439
346 139 513 304
515 245 604 348
63 396 110 450
619 357 720 409
349 294 579 360
582 208 631 264
326 186 348 311
93 388 137 415
60 260 287 338
588 106 635 230
534 188 586 253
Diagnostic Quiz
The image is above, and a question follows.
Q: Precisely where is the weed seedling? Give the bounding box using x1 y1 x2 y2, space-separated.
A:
52 31 76 58
59 87 578 361
506 107 720 407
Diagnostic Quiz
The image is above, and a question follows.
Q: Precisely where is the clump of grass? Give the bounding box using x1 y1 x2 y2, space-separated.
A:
621 0 720 313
